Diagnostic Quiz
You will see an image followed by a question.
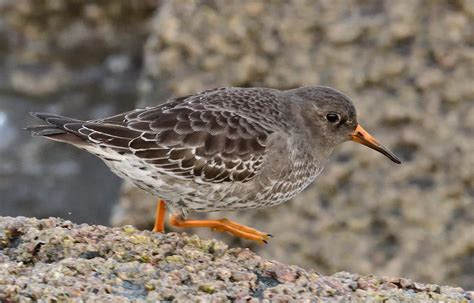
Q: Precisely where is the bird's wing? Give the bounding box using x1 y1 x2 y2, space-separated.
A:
74 91 275 183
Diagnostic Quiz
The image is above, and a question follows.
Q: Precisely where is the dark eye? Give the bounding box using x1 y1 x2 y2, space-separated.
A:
326 113 341 123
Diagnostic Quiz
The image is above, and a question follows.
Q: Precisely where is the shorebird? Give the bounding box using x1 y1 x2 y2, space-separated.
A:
27 86 401 243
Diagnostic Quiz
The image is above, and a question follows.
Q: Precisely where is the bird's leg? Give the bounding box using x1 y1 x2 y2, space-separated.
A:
152 199 166 233
169 214 271 244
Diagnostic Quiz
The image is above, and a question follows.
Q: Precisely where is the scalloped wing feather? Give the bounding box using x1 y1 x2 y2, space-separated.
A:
77 90 275 183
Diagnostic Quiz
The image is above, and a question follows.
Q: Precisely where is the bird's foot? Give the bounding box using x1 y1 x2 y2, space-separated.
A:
170 215 271 244
212 218 272 244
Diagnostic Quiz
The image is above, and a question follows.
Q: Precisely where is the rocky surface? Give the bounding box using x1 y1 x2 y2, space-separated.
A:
112 0 474 290
1 217 472 302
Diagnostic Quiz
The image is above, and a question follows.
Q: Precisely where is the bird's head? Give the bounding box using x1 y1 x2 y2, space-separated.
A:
288 86 401 164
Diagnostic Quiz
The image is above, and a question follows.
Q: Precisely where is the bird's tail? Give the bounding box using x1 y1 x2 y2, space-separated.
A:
25 112 88 145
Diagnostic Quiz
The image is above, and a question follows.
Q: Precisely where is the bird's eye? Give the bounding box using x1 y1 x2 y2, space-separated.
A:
326 113 341 123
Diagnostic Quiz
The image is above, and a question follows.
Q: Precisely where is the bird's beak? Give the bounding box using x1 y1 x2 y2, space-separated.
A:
350 124 401 164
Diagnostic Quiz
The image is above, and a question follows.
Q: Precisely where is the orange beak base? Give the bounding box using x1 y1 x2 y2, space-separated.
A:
350 124 401 164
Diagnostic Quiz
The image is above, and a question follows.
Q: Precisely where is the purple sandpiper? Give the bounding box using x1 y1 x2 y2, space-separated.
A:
27 86 401 243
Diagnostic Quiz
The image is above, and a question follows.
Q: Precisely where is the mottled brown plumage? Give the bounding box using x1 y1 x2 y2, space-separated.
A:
27 86 401 243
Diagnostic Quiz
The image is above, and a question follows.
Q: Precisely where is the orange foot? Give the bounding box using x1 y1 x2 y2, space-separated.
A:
150 199 272 244
170 215 272 244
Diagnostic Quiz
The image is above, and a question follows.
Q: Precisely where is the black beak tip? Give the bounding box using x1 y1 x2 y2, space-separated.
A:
386 151 402 164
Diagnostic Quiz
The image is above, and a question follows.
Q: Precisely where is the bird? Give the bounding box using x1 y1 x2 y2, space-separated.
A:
26 86 401 243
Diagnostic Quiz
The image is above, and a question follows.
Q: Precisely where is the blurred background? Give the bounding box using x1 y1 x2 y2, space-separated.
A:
0 0 472 289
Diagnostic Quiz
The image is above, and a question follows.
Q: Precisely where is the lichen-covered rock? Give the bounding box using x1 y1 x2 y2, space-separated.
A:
0 217 471 302
113 0 474 290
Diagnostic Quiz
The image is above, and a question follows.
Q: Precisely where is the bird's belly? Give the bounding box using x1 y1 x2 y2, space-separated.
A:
88 146 323 214
89 147 244 212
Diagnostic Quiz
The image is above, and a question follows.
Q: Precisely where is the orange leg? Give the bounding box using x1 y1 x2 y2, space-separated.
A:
169 214 272 244
152 199 166 232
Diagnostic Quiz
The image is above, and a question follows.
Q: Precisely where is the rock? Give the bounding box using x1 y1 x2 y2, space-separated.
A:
0 216 471 302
